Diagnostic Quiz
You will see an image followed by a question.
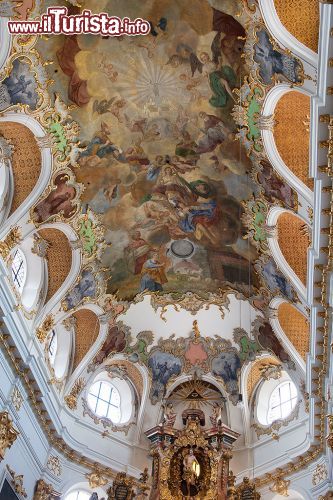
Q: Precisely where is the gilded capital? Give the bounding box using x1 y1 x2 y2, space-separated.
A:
0 227 21 260
33 479 57 500
0 411 19 461
36 315 54 343
326 415 333 450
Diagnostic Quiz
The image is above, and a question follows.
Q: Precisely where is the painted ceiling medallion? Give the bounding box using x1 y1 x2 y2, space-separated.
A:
170 239 195 258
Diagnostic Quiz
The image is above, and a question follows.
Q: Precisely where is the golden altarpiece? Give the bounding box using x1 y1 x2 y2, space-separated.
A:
144 374 261 500
146 413 237 499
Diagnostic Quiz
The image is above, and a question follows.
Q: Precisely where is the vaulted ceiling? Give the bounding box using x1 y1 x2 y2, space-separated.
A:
0 0 331 497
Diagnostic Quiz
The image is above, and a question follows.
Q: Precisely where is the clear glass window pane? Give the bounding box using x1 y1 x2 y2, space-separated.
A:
65 491 91 500
95 399 109 417
64 493 76 500
269 390 280 408
108 405 121 423
268 406 281 422
279 384 291 403
99 381 112 401
88 381 101 397
290 384 297 398
280 401 292 418
87 393 98 411
87 380 121 422
48 330 57 364
267 381 298 424
110 389 120 406
11 249 26 292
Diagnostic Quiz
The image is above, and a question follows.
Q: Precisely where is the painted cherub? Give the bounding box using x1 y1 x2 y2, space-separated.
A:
98 58 118 82
179 73 205 103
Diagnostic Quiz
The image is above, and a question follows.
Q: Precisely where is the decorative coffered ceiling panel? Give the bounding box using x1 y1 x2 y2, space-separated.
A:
0 122 41 214
278 302 309 360
277 212 309 285
274 0 319 52
38 228 72 302
274 91 312 189
72 308 100 371
246 356 281 399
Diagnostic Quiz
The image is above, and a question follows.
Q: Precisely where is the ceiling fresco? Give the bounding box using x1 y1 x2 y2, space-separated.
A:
0 0 310 408
86 317 295 405
28 0 304 309
0 0 328 494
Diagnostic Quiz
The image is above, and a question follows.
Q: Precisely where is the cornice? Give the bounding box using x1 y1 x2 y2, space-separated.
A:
0 330 143 489
0 261 150 457
254 12 333 486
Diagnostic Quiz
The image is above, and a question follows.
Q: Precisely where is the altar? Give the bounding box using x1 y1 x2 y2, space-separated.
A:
145 407 239 499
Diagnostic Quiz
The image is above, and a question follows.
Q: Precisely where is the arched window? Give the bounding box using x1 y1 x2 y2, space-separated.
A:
64 490 92 500
48 329 57 365
256 375 299 426
11 249 26 292
9 237 47 313
267 381 297 424
48 322 74 380
87 380 121 423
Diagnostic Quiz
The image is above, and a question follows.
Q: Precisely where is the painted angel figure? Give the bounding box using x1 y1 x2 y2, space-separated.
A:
7 74 33 98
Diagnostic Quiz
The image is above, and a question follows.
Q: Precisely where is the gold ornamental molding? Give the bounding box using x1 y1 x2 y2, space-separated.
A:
319 493 333 500
0 411 19 461
64 377 86 410
227 476 261 499
6 465 27 498
0 227 21 260
253 116 333 486
47 455 62 477
326 415 333 450
36 314 54 343
86 470 108 489
11 386 23 412
312 463 328 486
33 479 60 500
0 331 142 488
107 472 134 499
269 474 290 496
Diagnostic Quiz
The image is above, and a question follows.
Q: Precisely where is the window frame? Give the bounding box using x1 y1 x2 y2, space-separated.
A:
11 248 26 292
64 489 92 500
267 380 298 424
48 329 57 364
87 380 121 422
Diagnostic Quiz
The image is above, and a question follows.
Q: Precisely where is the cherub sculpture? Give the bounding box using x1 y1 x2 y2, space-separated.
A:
161 402 176 427
210 402 223 427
